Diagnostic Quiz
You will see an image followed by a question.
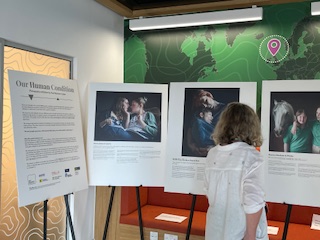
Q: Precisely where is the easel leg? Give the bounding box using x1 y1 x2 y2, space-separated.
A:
282 204 292 240
43 199 48 240
186 195 197 240
64 194 76 240
102 186 116 240
136 186 144 240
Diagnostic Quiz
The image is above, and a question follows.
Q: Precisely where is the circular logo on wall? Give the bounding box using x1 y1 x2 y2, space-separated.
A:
259 35 289 63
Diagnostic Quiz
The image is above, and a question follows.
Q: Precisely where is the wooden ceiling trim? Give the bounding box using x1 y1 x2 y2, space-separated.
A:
96 0 133 17
97 0 309 18
131 0 308 18
263 0 308 5
131 0 269 18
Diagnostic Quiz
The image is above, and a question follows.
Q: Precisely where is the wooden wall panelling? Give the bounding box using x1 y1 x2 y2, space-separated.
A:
94 186 205 240
119 224 205 240
95 186 121 240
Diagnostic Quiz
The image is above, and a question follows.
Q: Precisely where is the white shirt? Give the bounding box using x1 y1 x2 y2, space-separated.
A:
204 142 268 240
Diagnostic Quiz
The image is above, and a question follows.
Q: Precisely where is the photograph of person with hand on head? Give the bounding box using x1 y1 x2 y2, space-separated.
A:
182 88 239 157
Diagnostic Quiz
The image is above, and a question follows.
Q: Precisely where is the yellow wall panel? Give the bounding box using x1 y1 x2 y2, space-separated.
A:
1 46 70 240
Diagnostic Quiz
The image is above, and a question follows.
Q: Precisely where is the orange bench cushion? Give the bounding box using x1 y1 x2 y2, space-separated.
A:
267 220 320 240
120 204 206 235
120 187 320 238
267 202 320 225
121 186 148 215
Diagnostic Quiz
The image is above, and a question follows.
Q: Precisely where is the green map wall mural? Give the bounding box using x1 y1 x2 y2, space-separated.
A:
124 1 320 109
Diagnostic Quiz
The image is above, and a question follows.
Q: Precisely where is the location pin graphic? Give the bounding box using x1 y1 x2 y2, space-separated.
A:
267 38 281 56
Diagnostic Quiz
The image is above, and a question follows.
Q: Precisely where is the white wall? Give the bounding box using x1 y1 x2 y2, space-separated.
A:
0 0 124 239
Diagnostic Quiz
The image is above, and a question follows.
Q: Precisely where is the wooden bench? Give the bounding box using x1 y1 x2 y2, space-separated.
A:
120 186 320 239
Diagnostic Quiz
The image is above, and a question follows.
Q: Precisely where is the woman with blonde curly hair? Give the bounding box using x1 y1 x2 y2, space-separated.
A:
212 102 263 147
204 102 268 240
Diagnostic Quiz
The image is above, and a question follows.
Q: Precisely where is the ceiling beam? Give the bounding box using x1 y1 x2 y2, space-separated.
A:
132 0 268 18
97 0 310 18
132 0 308 18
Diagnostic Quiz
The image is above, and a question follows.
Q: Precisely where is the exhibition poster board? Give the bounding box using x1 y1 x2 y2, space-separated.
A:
87 83 168 186
261 80 320 207
165 82 257 195
8 70 88 207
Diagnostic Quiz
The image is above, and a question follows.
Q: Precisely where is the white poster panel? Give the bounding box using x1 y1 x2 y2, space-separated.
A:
261 80 320 207
165 82 257 195
87 83 168 186
8 70 88 207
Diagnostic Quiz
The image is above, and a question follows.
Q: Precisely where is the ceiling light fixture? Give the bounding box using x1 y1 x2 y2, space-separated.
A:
129 6 263 31
311 2 320 16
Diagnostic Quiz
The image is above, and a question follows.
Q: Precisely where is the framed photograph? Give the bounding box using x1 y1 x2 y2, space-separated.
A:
165 82 257 195
182 88 239 157
87 83 168 186
261 80 320 207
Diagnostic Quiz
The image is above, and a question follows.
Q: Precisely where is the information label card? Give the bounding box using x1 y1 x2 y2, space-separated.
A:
8 70 88 207
311 214 320 230
155 213 187 223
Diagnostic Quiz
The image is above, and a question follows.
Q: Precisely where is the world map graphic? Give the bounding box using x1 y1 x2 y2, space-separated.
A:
124 2 320 108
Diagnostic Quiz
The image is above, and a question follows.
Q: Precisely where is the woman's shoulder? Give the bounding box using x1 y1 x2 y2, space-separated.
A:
206 145 220 156
244 145 263 167
227 142 262 163
144 111 156 121
207 142 253 156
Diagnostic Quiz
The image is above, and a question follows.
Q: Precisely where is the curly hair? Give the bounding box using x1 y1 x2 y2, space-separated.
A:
212 102 263 147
